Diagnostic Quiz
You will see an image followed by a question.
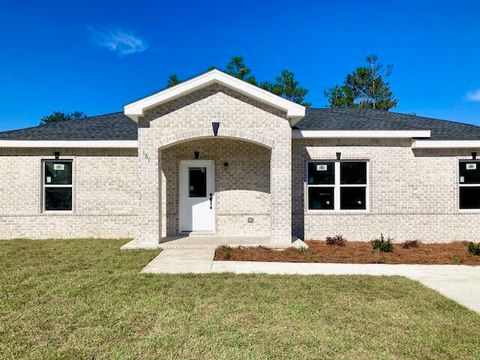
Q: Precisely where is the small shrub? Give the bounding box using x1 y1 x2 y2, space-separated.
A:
371 234 394 253
468 242 480 256
402 240 420 249
326 235 346 246
221 246 233 260
452 255 464 265
296 247 309 255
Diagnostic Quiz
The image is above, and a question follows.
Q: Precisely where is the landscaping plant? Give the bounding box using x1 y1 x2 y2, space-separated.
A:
326 235 346 246
371 234 394 252
402 240 419 249
468 242 480 256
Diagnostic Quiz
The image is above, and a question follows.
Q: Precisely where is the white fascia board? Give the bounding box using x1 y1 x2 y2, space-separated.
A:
124 69 305 123
292 130 431 139
413 140 480 149
0 140 138 148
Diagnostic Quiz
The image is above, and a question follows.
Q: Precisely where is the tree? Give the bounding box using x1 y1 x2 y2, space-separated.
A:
261 70 310 106
225 56 257 85
40 111 87 126
164 56 310 106
167 74 181 87
325 55 398 110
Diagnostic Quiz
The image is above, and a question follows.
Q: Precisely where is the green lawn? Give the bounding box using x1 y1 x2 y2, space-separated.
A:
1 240 479 359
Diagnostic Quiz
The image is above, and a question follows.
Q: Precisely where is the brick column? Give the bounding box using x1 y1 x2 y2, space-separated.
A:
270 135 292 245
136 131 161 248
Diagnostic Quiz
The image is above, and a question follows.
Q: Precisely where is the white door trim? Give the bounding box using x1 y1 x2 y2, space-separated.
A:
178 160 215 234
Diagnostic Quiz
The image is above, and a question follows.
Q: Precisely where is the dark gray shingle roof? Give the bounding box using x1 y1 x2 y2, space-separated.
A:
0 112 137 141
0 108 479 141
295 108 480 140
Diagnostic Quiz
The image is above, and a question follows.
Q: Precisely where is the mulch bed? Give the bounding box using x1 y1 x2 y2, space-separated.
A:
214 241 480 265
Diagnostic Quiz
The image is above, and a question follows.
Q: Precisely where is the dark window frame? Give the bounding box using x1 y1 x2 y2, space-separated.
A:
43 160 73 212
459 160 480 210
307 160 369 211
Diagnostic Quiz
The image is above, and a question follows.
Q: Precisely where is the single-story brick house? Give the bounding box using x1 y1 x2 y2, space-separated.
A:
1 69 480 247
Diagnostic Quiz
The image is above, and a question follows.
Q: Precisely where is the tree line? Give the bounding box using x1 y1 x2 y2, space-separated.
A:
40 55 398 124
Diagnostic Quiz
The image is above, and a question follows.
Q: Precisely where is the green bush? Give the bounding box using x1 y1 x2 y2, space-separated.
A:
371 234 394 253
468 242 480 256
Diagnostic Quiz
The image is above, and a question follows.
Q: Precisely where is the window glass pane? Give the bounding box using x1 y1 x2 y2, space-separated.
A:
308 187 334 210
44 162 72 185
189 167 207 197
308 162 334 184
459 162 480 184
341 162 367 184
460 187 480 209
340 187 366 210
45 187 72 211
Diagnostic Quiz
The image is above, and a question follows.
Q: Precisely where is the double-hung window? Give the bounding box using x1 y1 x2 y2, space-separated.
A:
43 160 73 211
459 160 480 210
307 161 368 211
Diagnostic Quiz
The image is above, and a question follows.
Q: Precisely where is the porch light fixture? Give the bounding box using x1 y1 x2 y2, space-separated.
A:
212 122 220 136
336 152 341 160
194 151 200 160
224 161 229 169
54 151 60 159
472 152 477 160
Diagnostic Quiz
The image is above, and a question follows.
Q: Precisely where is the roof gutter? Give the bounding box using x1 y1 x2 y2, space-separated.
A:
0 140 139 149
292 130 431 139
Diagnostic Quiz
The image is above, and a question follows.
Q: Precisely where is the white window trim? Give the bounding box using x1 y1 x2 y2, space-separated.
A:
42 160 74 213
458 160 480 212
306 160 369 213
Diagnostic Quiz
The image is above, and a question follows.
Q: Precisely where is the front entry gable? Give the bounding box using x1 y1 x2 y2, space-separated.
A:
124 69 305 125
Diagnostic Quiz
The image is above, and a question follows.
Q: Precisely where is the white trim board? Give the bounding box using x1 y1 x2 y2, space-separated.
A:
293 130 431 139
0 140 138 148
124 69 306 124
413 140 480 149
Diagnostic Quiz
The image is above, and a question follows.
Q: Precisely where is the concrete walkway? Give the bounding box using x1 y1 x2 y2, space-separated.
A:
141 251 480 313
142 248 215 274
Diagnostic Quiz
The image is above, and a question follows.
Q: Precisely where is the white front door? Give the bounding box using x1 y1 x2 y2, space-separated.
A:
179 160 215 233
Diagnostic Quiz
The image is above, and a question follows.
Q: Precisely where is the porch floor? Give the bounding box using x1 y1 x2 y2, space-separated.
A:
159 236 276 249
122 236 290 250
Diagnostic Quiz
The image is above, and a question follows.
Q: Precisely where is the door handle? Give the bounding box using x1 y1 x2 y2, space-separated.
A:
209 193 213 209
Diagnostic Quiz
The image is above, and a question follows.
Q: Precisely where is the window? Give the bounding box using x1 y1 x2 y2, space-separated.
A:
459 161 480 209
43 161 73 211
307 161 368 211
188 167 207 198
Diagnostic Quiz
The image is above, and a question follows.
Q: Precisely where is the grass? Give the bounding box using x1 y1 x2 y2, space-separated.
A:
1 239 479 359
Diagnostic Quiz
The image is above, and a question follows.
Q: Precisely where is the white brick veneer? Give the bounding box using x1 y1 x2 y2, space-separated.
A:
136 84 292 246
0 148 138 239
293 138 480 243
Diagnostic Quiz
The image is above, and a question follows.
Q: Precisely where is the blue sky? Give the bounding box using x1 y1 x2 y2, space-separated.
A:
0 0 479 131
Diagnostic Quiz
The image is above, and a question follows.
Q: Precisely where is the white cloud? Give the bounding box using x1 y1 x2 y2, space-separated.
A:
87 26 148 56
466 89 480 102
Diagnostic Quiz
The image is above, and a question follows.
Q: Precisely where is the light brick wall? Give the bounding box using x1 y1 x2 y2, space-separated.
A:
136 84 292 246
0 148 138 239
161 138 270 236
293 138 480 243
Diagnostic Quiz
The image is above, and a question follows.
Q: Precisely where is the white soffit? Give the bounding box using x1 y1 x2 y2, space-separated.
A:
292 130 431 139
124 69 306 124
413 140 480 149
0 140 138 148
